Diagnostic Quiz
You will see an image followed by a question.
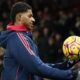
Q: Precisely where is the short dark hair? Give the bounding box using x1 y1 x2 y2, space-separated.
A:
10 2 32 23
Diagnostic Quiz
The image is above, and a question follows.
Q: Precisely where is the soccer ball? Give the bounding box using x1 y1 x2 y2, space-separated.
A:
63 36 80 61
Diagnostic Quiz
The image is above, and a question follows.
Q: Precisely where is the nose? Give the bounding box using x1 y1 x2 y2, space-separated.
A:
32 17 35 22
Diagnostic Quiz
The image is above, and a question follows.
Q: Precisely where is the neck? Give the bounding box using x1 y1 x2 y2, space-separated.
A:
14 21 22 26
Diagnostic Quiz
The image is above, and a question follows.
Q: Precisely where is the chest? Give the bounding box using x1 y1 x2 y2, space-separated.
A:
23 33 38 56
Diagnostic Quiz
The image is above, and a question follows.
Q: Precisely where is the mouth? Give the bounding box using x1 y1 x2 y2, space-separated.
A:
29 22 36 30
30 23 33 27
30 23 35 29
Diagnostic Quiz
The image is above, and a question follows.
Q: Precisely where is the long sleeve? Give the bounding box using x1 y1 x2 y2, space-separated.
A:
46 60 72 70
7 32 73 80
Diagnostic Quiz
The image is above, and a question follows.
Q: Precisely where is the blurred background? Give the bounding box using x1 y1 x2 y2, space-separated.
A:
0 0 80 79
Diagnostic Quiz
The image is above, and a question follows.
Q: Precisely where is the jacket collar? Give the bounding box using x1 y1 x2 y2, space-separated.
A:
7 23 30 32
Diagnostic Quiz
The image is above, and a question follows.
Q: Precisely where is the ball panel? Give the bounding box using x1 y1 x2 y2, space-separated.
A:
68 43 79 55
75 36 80 44
68 55 78 60
63 45 69 57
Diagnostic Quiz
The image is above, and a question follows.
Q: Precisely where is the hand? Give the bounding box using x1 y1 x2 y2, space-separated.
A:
76 71 80 80
70 68 78 79
71 61 80 70
70 61 80 79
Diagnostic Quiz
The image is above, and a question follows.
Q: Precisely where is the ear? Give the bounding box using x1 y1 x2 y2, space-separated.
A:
15 13 22 22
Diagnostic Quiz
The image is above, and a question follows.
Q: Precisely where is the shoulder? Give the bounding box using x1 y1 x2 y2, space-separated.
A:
8 31 25 38
7 31 24 42
8 31 31 42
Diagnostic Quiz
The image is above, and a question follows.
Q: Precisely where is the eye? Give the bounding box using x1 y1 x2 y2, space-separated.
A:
28 14 32 18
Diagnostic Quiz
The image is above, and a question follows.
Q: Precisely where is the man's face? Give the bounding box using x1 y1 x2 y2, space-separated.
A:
20 9 35 30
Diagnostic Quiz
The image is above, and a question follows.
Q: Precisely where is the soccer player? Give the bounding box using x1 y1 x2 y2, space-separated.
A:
0 2 79 80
